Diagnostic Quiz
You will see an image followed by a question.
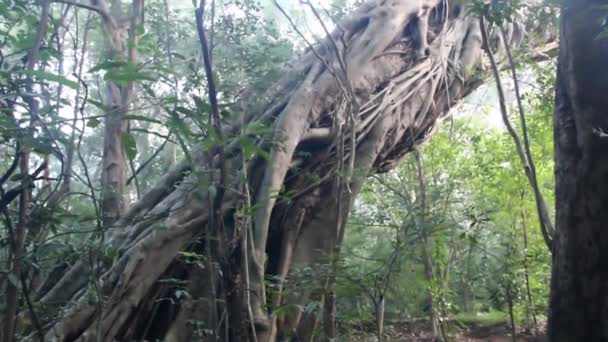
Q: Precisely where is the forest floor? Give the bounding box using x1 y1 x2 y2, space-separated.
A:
343 317 547 341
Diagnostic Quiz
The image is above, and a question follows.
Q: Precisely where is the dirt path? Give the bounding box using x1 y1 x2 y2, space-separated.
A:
461 321 546 342
344 320 546 341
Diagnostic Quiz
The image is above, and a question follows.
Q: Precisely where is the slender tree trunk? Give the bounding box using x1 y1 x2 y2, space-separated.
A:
480 14 554 252
549 0 608 340
414 151 440 340
322 286 337 341
463 245 473 313
376 296 385 342
520 208 537 328
2 124 34 342
322 186 350 342
99 0 143 226
1 2 50 340
422 245 439 338
506 284 516 342
162 0 179 167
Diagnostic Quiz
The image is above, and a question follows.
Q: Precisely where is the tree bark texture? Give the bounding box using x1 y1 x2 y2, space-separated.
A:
98 0 143 226
549 0 608 340
415 150 440 339
35 1 535 341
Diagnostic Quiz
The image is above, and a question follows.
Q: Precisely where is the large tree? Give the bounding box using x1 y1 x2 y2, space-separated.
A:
28 1 550 341
549 0 608 340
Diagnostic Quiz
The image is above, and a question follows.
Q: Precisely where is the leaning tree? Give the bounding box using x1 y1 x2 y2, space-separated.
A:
30 0 554 341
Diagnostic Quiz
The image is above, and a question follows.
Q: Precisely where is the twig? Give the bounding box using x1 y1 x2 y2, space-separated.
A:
272 0 341 81
240 102 258 342
0 145 20 187
19 271 45 341
302 1 359 190
0 162 47 212
128 156 140 199
74 72 101 230
126 131 172 185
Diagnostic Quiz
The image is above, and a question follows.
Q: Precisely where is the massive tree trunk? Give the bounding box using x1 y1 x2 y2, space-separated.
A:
549 0 608 340
36 1 536 341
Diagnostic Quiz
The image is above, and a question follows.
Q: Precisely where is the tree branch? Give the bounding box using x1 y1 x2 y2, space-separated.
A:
50 0 112 22
480 16 553 252
126 131 172 186
195 0 225 210
0 145 20 188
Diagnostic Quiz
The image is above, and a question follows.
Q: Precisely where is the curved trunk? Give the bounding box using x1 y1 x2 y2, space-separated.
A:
36 1 534 341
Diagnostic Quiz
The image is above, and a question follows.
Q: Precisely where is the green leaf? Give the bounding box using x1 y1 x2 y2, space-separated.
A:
171 52 186 60
122 115 163 125
20 69 79 89
193 95 210 113
141 83 156 98
104 70 157 84
9 174 24 182
121 132 137 161
32 137 55 155
7 273 20 288
239 136 269 161
88 60 127 73
88 99 112 112
36 242 67 258
135 24 145 35
175 106 195 117
87 117 101 128
164 96 178 104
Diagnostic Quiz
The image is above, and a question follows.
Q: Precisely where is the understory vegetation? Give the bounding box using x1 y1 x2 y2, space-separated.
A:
337 69 554 338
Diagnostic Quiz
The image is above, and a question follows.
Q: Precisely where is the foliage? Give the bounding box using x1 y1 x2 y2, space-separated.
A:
337 60 555 334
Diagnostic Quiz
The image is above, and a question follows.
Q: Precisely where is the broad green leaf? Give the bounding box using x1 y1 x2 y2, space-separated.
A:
193 95 210 113
121 132 138 161
122 115 163 125
104 70 157 84
88 99 112 112
171 52 186 60
87 117 101 128
141 83 156 98
135 24 145 35
9 174 24 182
88 60 127 73
7 273 19 288
20 69 79 89
175 106 195 117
